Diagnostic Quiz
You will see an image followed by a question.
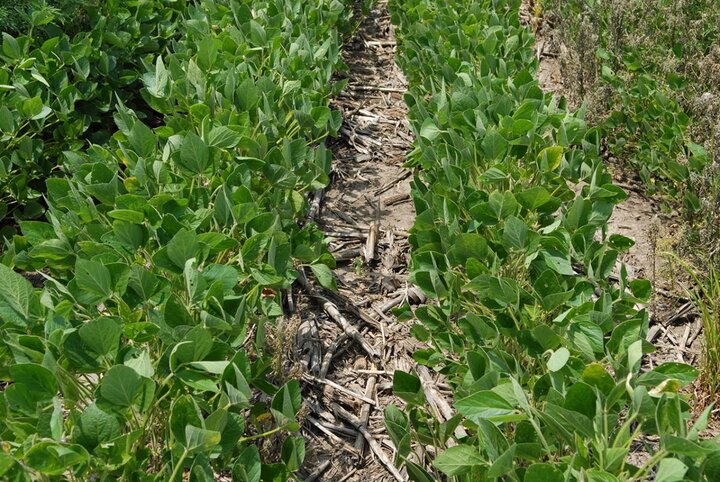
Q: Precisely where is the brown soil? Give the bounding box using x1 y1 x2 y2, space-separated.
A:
295 2 425 481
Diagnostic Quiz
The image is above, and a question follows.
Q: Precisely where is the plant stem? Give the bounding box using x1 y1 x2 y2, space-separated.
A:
169 449 189 482
238 423 288 443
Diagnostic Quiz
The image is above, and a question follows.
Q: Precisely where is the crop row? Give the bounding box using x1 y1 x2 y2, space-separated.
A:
544 0 714 207
386 0 720 481
0 0 353 480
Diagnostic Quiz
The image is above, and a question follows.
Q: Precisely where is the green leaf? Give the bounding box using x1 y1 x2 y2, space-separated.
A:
171 395 203 446
124 348 155 378
629 279 652 300
639 363 698 389
581 363 615 395
0 105 15 132
203 264 238 291
208 126 242 148
281 436 305 471
456 390 516 423
75 258 112 302
542 250 575 276
100 365 143 407
537 146 564 170
564 382 597 418
524 463 564 482
167 229 199 269
655 458 688 482
179 132 210 174
489 191 518 220
171 327 213 366
406 461 436 482
517 187 554 211
488 444 516 478
393 370 425 405
503 216 529 250
310 264 336 290
420 118 441 141
79 317 122 357
547 347 570 372
542 403 594 439
128 121 156 158
233 446 261 482
145 56 168 97
271 380 302 426
482 129 508 159
586 470 619 482
384 405 411 460
433 445 485 476
108 209 144 224
185 425 221 454
8 363 57 405
75 403 122 450
0 263 36 326
1 33 21 59
23 442 88 476
662 435 716 457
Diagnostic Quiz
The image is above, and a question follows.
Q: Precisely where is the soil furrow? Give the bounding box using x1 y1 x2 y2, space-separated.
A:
297 2 420 480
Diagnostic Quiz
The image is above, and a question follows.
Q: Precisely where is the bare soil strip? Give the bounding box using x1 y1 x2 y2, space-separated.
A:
295 2 425 480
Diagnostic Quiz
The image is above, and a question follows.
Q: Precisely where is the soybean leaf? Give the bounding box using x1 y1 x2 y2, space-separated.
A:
524 463 564 482
654 458 688 482
167 229 199 269
0 263 36 326
281 436 305 472
310 263 336 290
547 348 570 372
392 370 425 406
8 363 57 407
233 446 261 482
23 442 88 476
179 132 210 174
638 363 698 388
271 380 302 427
185 425 221 454
99 365 143 407
455 390 516 423
171 395 203 447
75 403 122 450
420 118 441 141
482 129 508 159
208 126 241 148
384 405 411 460
503 216 529 250
433 445 485 476
128 121 156 158
79 317 122 357
75 258 112 303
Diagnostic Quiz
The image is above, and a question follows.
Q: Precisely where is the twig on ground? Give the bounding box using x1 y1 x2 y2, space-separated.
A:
349 85 406 94
305 417 359 457
332 403 406 482
383 192 410 206
304 460 331 482
304 374 377 406
417 366 467 442
333 247 363 262
319 333 351 378
375 171 411 195
298 270 379 359
354 368 378 453
307 189 324 222
376 285 426 313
